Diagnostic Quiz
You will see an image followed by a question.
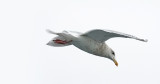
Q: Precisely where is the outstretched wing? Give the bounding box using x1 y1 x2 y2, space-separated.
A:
81 29 148 42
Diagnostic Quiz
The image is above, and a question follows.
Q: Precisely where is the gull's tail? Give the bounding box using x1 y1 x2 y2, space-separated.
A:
46 29 72 47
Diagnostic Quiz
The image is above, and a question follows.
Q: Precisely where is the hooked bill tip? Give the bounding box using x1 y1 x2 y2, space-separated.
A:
113 59 118 67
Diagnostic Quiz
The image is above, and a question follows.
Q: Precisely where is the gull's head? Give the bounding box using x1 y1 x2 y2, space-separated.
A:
107 49 118 67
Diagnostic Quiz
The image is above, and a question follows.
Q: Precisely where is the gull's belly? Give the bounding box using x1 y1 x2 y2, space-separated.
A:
72 36 106 56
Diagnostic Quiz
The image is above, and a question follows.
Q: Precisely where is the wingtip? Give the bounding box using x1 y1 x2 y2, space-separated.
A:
141 39 148 42
46 29 52 33
144 39 148 42
46 29 56 34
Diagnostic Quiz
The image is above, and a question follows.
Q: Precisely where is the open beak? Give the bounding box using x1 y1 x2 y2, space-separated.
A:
113 59 118 67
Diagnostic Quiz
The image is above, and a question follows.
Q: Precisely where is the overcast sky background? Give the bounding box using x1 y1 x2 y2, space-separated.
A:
0 0 160 84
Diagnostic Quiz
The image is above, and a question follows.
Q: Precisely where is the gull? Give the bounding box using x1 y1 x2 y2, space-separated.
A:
47 29 148 66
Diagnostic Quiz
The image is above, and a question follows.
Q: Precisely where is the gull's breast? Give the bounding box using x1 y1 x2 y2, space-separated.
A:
72 36 107 56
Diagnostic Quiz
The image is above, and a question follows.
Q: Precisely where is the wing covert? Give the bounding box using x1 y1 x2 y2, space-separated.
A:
81 29 147 42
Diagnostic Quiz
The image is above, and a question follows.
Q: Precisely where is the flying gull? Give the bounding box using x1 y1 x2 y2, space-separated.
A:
47 29 148 66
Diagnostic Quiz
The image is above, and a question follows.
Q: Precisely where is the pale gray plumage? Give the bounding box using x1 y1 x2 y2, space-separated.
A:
82 29 148 42
47 29 147 66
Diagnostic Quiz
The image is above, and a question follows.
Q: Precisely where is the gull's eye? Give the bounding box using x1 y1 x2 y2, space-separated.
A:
112 51 115 55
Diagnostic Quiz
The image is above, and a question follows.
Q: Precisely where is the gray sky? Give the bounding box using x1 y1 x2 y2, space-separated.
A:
0 0 160 84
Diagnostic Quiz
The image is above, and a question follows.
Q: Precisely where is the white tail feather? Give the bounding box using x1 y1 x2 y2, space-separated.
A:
47 36 72 47
46 29 72 47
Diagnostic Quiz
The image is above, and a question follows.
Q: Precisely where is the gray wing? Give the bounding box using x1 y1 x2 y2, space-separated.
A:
81 29 148 42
